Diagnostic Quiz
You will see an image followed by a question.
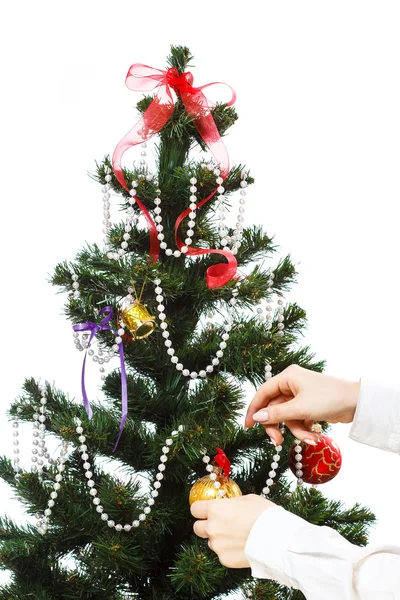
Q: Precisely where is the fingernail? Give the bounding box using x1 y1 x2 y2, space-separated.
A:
304 438 318 446
244 426 249 431
252 409 269 422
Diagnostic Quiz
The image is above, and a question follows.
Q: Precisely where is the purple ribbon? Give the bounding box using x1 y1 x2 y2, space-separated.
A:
73 306 128 451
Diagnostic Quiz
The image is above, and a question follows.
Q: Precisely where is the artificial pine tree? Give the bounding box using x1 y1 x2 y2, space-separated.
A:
0 46 375 600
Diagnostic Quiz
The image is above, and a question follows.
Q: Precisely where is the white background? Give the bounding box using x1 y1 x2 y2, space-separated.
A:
1 0 400 594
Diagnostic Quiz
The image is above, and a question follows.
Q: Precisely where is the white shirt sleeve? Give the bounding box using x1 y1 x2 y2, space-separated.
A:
349 378 400 453
244 379 400 598
245 506 400 599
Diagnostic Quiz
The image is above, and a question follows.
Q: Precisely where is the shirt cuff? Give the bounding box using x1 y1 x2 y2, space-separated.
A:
244 505 311 587
349 378 400 453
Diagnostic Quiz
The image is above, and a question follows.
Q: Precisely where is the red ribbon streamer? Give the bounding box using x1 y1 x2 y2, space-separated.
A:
112 63 238 287
214 447 231 478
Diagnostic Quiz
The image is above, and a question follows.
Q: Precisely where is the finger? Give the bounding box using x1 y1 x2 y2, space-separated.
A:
191 500 212 519
207 539 214 551
264 424 283 445
245 376 290 428
304 419 314 432
304 419 321 440
251 396 307 427
260 397 287 444
281 420 320 445
193 519 208 539
246 388 292 429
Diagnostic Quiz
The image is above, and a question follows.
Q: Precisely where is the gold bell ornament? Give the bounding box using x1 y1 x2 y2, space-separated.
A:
189 448 242 506
119 296 155 340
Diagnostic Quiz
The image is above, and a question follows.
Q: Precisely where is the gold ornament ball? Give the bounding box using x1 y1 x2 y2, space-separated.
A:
189 473 242 506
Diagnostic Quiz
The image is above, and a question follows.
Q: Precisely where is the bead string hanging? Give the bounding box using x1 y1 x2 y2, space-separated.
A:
196 281 289 497
114 267 286 383
217 170 248 255
102 167 113 256
150 277 238 379
72 419 184 533
103 165 139 261
199 449 229 498
71 273 121 382
11 385 69 534
152 273 286 380
257 273 306 496
101 158 250 262
11 395 184 535
12 385 60 485
154 176 198 257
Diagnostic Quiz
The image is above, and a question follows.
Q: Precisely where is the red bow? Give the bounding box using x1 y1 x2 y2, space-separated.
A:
112 64 238 289
214 447 231 478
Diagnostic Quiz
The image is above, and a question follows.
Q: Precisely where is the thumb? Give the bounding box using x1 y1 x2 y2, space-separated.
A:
252 397 305 425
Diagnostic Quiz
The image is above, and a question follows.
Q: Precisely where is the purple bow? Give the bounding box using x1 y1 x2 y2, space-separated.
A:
73 306 128 450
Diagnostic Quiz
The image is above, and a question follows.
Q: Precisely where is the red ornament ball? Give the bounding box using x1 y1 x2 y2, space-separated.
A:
289 435 342 484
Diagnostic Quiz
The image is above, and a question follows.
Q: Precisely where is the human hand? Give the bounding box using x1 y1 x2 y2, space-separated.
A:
191 495 274 568
245 365 360 445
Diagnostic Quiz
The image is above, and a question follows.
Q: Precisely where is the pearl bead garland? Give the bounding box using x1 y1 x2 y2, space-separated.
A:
71 273 80 300
253 293 301 499
31 385 58 482
12 385 58 485
102 166 113 256
254 269 287 384
12 410 22 481
11 386 70 534
11 394 184 534
35 440 69 535
155 176 200 257
103 166 140 261
70 274 120 382
74 419 184 532
101 162 249 262
216 169 248 255
200 449 227 498
152 278 238 379
293 438 304 488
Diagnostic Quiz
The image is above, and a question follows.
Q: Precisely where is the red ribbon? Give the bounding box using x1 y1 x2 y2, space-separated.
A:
112 63 238 287
214 447 231 478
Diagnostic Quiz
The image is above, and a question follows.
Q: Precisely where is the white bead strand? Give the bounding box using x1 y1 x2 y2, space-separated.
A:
102 166 113 256
36 440 69 535
138 142 149 172
265 269 275 333
156 176 200 257
260 433 285 499
105 174 139 262
151 278 239 379
253 268 286 382
75 419 184 531
70 274 118 380
71 273 80 300
215 168 228 250
11 387 69 535
276 297 285 338
200 449 227 498
258 303 287 499
12 410 22 481
184 176 199 249
293 438 304 488
216 169 248 255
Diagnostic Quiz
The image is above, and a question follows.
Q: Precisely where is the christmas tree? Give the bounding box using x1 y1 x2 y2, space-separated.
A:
0 46 374 600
